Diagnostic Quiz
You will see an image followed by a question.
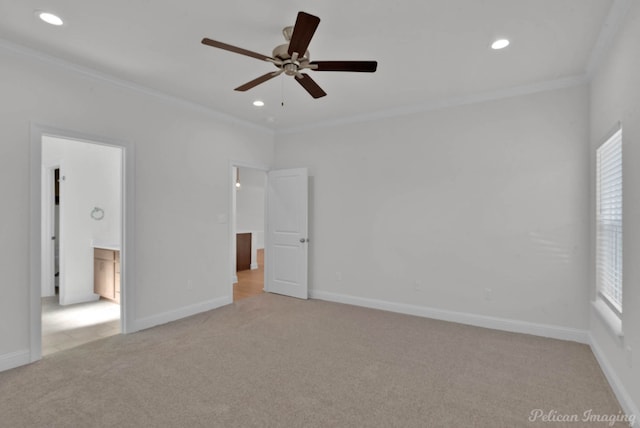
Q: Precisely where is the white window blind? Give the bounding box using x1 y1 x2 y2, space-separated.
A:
596 128 622 315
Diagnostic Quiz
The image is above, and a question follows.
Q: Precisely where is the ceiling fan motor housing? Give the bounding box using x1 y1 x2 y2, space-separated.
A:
273 43 310 75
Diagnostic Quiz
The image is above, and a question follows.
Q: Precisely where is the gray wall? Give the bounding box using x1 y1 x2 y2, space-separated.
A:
275 85 590 330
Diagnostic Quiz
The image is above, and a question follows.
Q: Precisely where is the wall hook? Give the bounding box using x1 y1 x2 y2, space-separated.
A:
91 207 105 221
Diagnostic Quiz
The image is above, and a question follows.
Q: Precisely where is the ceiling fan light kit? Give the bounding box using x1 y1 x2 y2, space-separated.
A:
201 11 378 99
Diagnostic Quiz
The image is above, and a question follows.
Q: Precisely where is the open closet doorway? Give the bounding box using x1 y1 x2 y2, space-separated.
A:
41 135 123 356
232 165 267 301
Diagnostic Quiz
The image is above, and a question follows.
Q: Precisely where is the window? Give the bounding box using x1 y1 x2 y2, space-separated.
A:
596 128 623 316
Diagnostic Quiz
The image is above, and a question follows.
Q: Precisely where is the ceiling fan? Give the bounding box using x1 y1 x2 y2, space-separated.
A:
201 11 378 99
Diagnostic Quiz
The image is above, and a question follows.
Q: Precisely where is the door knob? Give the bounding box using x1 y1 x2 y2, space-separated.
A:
300 238 308 243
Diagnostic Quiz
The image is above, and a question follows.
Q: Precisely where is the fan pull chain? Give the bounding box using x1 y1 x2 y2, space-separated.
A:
281 74 285 107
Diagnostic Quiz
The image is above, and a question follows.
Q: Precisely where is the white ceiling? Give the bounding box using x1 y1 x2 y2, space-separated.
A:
0 0 614 131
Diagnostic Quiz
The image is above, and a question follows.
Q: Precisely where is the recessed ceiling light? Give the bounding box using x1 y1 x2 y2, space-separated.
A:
491 39 510 50
37 11 64 26
253 100 265 107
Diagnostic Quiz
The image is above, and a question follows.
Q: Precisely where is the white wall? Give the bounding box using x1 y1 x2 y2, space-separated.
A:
42 136 122 305
0 44 274 366
236 167 266 249
275 85 590 331
589 0 640 417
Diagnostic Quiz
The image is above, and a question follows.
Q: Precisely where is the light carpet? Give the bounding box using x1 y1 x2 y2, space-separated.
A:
0 293 628 427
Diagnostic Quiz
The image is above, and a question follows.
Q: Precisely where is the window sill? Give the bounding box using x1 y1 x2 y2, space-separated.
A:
592 299 624 343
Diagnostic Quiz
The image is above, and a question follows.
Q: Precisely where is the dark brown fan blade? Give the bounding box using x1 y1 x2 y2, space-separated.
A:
234 72 281 92
288 12 320 57
310 61 378 72
295 73 327 98
201 38 274 62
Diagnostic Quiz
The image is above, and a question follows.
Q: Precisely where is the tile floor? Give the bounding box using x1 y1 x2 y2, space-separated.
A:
41 296 120 356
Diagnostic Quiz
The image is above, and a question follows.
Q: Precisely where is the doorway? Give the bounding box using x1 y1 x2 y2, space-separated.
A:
40 134 123 355
229 164 310 302
231 165 267 301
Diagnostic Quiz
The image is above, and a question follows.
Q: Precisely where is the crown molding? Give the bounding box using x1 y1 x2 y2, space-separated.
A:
277 74 589 135
0 37 275 136
586 0 633 78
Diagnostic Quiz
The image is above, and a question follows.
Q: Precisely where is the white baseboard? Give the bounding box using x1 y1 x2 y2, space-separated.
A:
250 263 258 270
131 296 232 332
0 349 31 373
309 290 589 344
589 333 639 426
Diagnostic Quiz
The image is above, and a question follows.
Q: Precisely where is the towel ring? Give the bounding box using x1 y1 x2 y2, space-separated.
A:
91 207 105 221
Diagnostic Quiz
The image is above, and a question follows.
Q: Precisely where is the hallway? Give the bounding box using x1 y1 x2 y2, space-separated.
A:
234 249 264 301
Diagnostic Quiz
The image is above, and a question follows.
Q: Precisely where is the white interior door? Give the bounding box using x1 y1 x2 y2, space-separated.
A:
41 165 55 297
266 168 308 299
